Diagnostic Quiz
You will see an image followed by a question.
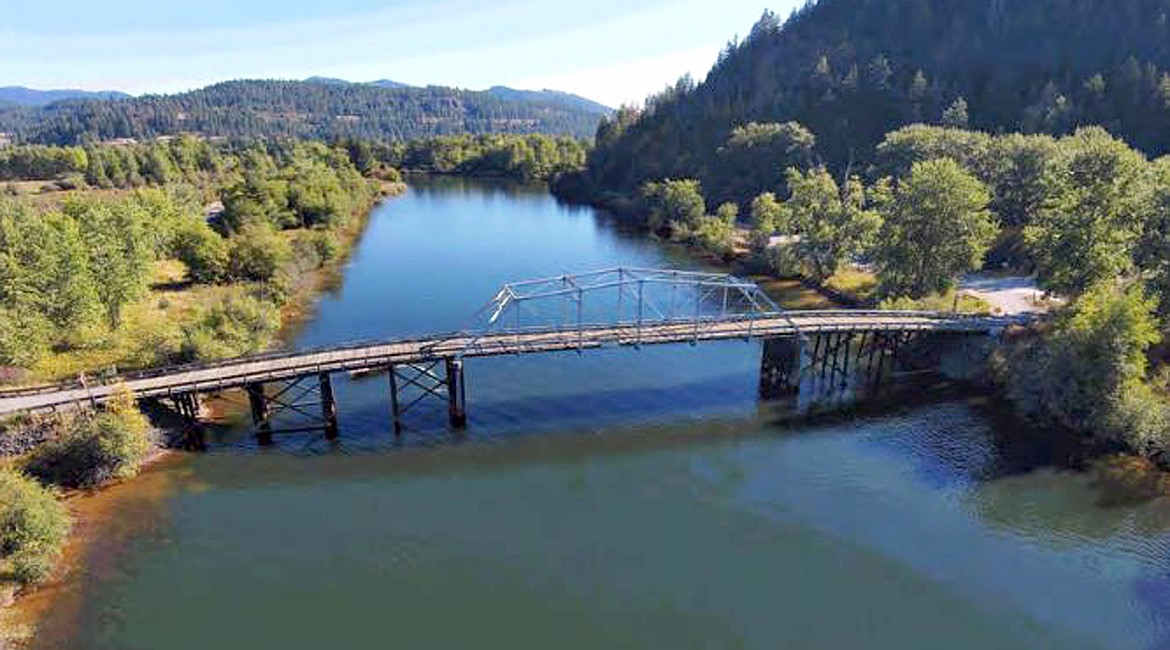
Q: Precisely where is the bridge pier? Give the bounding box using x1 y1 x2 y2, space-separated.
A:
446 358 467 429
759 337 803 398
388 358 468 433
246 383 273 445
319 373 339 441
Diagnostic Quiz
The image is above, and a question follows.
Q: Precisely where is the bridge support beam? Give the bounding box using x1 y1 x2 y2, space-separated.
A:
387 358 468 433
246 383 272 446
759 337 803 398
446 358 467 429
319 373 339 441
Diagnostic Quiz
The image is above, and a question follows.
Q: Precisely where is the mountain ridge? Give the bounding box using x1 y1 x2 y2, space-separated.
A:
0 86 131 107
0 79 611 143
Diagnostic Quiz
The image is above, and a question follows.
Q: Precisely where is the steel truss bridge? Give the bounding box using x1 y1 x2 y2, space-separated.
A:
0 268 1027 443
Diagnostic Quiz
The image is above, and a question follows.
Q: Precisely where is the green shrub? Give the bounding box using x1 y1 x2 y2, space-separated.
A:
996 283 1169 458
179 290 281 361
0 468 71 585
227 224 290 282
174 222 229 284
0 307 52 368
23 388 154 489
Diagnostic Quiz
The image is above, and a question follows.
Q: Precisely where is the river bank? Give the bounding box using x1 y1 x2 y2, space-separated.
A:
0 184 405 646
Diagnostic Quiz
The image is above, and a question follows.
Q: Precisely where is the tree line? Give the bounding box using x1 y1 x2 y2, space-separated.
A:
345 134 589 182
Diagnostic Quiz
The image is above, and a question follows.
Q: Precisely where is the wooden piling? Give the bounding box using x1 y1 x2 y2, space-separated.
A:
319 372 339 441
388 365 403 435
445 358 467 429
246 383 272 445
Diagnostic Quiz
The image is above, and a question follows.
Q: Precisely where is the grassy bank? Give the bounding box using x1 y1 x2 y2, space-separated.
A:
0 175 403 634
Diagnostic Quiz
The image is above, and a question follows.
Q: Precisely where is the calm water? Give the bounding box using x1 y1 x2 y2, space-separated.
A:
32 177 1170 649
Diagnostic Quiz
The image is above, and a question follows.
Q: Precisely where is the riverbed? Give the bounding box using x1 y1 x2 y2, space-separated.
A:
23 177 1170 649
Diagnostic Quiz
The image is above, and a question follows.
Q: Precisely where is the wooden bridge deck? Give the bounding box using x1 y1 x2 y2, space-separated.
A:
0 311 1022 416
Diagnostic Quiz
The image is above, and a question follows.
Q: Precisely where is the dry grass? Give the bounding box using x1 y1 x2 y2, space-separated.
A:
751 276 839 310
823 268 879 303
880 289 994 314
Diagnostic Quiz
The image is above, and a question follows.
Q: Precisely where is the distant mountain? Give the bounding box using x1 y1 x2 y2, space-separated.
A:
485 86 612 116
303 76 354 86
0 86 130 107
368 79 412 89
0 79 611 144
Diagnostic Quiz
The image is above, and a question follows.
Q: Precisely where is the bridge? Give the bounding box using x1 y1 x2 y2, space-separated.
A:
0 268 1027 443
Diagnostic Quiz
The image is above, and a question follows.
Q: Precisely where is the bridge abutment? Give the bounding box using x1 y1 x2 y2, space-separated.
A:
759 336 804 398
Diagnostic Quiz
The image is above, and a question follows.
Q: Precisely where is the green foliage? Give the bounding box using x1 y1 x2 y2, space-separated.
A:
221 169 292 231
784 168 882 282
640 179 706 234
64 197 155 327
24 387 154 489
998 283 1165 455
0 199 100 334
874 159 996 298
0 139 375 374
749 192 785 234
0 145 87 180
0 307 52 367
227 224 291 282
371 134 589 182
874 126 1060 230
1027 128 1149 297
941 98 970 129
179 290 282 361
221 141 378 232
572 1 1170 204
1135 156 1170 316
0 468 70 585
173 222 229 284
748 192 787 254
688 203 739 256
709 122 816 205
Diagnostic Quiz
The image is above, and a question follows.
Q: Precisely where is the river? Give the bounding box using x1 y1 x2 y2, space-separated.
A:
27 177 1170 649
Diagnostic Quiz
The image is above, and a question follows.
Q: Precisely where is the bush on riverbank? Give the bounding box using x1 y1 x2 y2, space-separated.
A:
178 288 282 362
0 468 70 585
995 283 1170 462
23 388 154 489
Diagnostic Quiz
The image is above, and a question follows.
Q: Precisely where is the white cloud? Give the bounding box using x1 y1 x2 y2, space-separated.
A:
508 46 719 108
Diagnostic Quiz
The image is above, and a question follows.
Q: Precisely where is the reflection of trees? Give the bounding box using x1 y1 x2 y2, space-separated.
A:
970 470 1170 545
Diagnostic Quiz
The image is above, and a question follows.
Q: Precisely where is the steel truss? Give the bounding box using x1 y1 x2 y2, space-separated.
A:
455 267 795 357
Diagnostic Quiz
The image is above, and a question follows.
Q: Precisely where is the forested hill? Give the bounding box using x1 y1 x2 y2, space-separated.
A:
0 79 610 144
583 0 1170 204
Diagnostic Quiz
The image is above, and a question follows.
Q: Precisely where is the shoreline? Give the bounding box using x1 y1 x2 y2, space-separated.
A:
0 183 405 646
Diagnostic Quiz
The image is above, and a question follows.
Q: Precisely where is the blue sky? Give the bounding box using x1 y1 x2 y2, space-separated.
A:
2 0 800 107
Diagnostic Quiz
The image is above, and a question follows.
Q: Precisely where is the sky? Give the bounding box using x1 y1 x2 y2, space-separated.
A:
1 0 801 108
